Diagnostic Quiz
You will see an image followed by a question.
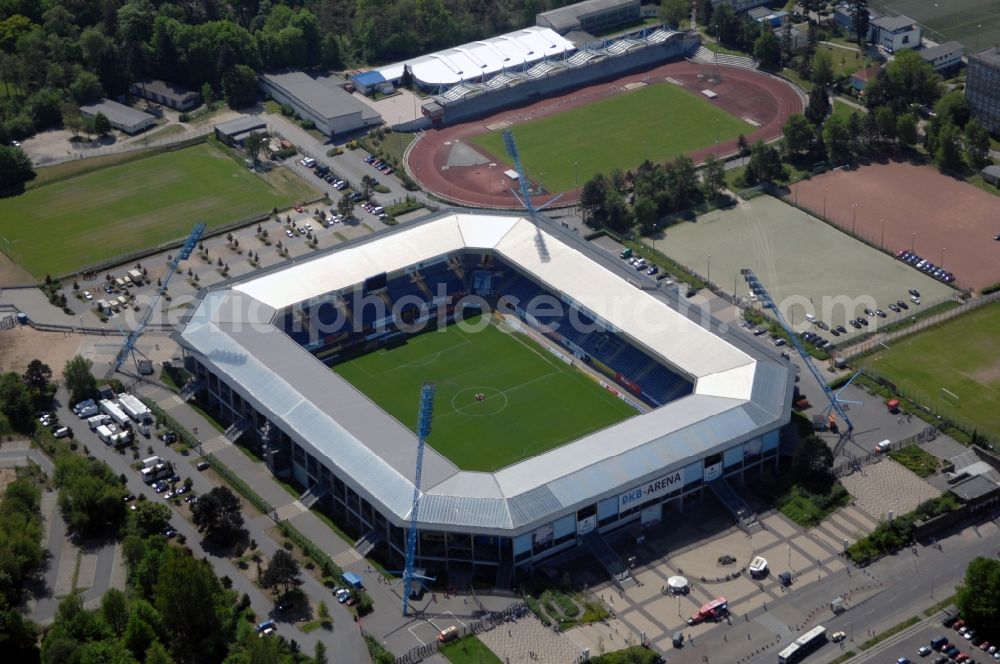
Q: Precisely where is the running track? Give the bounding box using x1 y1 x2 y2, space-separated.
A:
407 61 804 208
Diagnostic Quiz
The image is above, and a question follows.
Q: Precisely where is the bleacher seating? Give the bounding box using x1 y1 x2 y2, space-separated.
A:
565 50 599 67
605 38 642 55
689 45 758 70
644 29 677 44
524 61 561 78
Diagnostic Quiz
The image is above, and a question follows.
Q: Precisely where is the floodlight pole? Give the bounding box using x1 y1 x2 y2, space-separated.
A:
403 382 436 616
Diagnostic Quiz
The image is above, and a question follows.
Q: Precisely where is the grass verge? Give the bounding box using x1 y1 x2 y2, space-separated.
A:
439 636 503 664
858 616 920 650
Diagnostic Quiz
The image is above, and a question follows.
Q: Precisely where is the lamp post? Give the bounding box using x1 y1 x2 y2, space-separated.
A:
707 254 711 285
911 232 917 253
880 218 885 249
823 187 829 219
851 203 858 234
940 247 946 268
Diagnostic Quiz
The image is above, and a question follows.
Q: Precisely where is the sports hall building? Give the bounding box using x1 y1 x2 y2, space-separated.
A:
175 211 794 584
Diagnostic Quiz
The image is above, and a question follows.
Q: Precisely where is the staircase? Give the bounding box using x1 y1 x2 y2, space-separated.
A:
298 482 329 510
223 417 252 443
708 478 762 534
582 531 632 587
689 45 759 70
178 379 204 402
353 529 384 557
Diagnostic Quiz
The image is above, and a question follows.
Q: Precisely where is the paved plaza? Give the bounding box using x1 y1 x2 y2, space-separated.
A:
839 458 941 522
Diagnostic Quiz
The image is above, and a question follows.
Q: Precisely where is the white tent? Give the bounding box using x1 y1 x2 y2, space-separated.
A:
667 576 689 594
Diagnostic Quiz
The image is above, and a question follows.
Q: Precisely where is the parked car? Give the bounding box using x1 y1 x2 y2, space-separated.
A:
161 431 177 444
52 426 73 439
197 461 210 471
293 204 303 213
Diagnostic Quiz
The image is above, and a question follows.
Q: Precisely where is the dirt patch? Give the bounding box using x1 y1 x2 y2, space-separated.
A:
0 468 18 494
0 327 84 374
788 161 1000 290
408 61 802 207
967 360 1000 386
0 252 36 286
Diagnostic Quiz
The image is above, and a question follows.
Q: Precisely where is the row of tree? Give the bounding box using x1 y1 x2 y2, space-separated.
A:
579 155 727 236
0 466 46 662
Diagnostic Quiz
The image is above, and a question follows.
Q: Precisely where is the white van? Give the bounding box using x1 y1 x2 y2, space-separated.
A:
876 439 892 453
805 314 817 324
301 157 316 168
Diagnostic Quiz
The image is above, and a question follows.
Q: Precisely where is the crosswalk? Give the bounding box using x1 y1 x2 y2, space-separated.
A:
200 435 231 455
331 548 362 568
274 501 306 521
158 394 184 409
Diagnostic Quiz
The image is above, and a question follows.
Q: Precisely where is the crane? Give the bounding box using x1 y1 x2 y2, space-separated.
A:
113 223 205 372
502 130 564 261
742 269 857 441
402 381 436 616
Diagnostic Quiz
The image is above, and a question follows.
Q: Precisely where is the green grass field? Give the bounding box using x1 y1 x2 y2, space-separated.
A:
332 316 636 471
863 303 1000 440
0 142 316 278
870 0 1000 52
471 83 751 192
439 636 503 664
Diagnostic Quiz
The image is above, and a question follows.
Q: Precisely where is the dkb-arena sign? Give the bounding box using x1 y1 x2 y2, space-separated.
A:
619 471 684 510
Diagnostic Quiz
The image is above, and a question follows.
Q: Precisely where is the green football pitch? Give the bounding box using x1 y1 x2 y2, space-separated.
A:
862 303 1000 442
0 142 316 279
332 316 638 472
470 83 751 192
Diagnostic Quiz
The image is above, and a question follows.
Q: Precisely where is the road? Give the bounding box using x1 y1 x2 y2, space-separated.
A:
47 387 371 661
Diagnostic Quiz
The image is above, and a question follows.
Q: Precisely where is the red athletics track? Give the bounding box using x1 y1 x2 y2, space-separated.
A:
406 61 804 208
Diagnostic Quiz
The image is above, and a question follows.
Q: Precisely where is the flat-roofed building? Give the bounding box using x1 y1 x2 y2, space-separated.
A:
967 46 1000 133
79 99 157 134
130 80 202 111
260 71 382 138
919 41 964 73
537 0 640 35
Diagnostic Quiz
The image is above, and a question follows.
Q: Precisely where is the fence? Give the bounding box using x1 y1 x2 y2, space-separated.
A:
34 125 216 168
831 426 939 477
392 601 530 664
838 291 1000 361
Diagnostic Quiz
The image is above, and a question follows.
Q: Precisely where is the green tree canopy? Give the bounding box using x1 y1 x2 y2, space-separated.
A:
55 454 126 536
790 435 835 493
259 549 302 596
63 355 98 405
753 29 781 71
782 113 814 156
811 49 833 86
190 486 244 545
0 145 36 191
956 556 1000 632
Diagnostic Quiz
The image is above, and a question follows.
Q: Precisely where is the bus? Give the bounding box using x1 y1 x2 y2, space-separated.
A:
778 625 827 664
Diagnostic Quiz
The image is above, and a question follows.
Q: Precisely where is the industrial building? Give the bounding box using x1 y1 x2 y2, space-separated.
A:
536 0 640 35
79 99 157 134
260 72 382 138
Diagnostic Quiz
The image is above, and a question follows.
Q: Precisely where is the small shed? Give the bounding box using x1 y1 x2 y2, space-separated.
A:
342 571 363 589
981 164 1000 187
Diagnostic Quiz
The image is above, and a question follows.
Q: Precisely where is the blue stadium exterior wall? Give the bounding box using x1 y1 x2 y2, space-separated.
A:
393 34 699 132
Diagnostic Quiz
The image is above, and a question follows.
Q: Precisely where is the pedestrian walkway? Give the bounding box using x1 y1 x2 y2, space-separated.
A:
274 500 306 521
478 615 581 664
332 547 364 568
200 435 231 454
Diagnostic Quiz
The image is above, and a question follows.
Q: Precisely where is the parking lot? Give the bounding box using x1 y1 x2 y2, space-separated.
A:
856 615 1000 664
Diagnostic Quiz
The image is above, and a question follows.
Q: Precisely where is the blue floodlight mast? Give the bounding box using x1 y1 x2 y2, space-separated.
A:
742 269 853 436
403 381 436 616
114 223 205 372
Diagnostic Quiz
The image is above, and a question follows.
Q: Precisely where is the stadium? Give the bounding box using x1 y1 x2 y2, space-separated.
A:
175 211 794 585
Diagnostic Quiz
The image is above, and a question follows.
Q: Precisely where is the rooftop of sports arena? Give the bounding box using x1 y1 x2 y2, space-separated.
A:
176 210 793 533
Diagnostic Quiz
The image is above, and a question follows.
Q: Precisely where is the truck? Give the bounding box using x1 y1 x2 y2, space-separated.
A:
128 269 143 283
141 462 172 484
99 399 131 427
687 597 728 625
118 394 152 424
96 299 110 314
142 456 163 469
87 414 111 431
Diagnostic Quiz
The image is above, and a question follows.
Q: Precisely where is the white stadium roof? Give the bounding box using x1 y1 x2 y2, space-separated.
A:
178 211 792 533
374 27 575 88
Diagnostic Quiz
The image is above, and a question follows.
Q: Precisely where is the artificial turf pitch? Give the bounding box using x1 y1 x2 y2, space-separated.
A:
470 83 751 192
863 303 1000 441
332 316 637 472
0 142 314 278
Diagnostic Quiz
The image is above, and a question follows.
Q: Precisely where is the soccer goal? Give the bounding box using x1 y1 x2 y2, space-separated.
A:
939 388 960 406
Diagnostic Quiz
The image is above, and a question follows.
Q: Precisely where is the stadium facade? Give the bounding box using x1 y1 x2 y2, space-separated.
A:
175 211 794 583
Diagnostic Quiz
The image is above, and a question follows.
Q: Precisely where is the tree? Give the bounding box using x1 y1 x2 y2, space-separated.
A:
0 373 40 432
154 547 229 664
101 588 129 637
54 455 126 536
753 29 781 71
804 86 829 125
896 113 918 147
22 359 52 390
934 122 964 173
665 155 698 211
780 22 793 62
659 0 690 28
221 64 258 108
260 549 302 596
791 436 835 493
133 501 172 536
93 112 112 136
823 114 853 164
144 640 174 664
955 557 1000 632
701 154 727 202
244 131 266 164
737 134 749 156
191 486 245 544
811 49 833 87
579 173 609 228
70 70 104 105
964 119 991 169
850 0 870 47
782 113 814 156
745 140 783 184
933 90 971 129
0 145 36 191
695 0 713 27
874 106 896 144
337 191 355 220
63 355 98 404
633 196 658 236
709 3 738 46
314 641 328 664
